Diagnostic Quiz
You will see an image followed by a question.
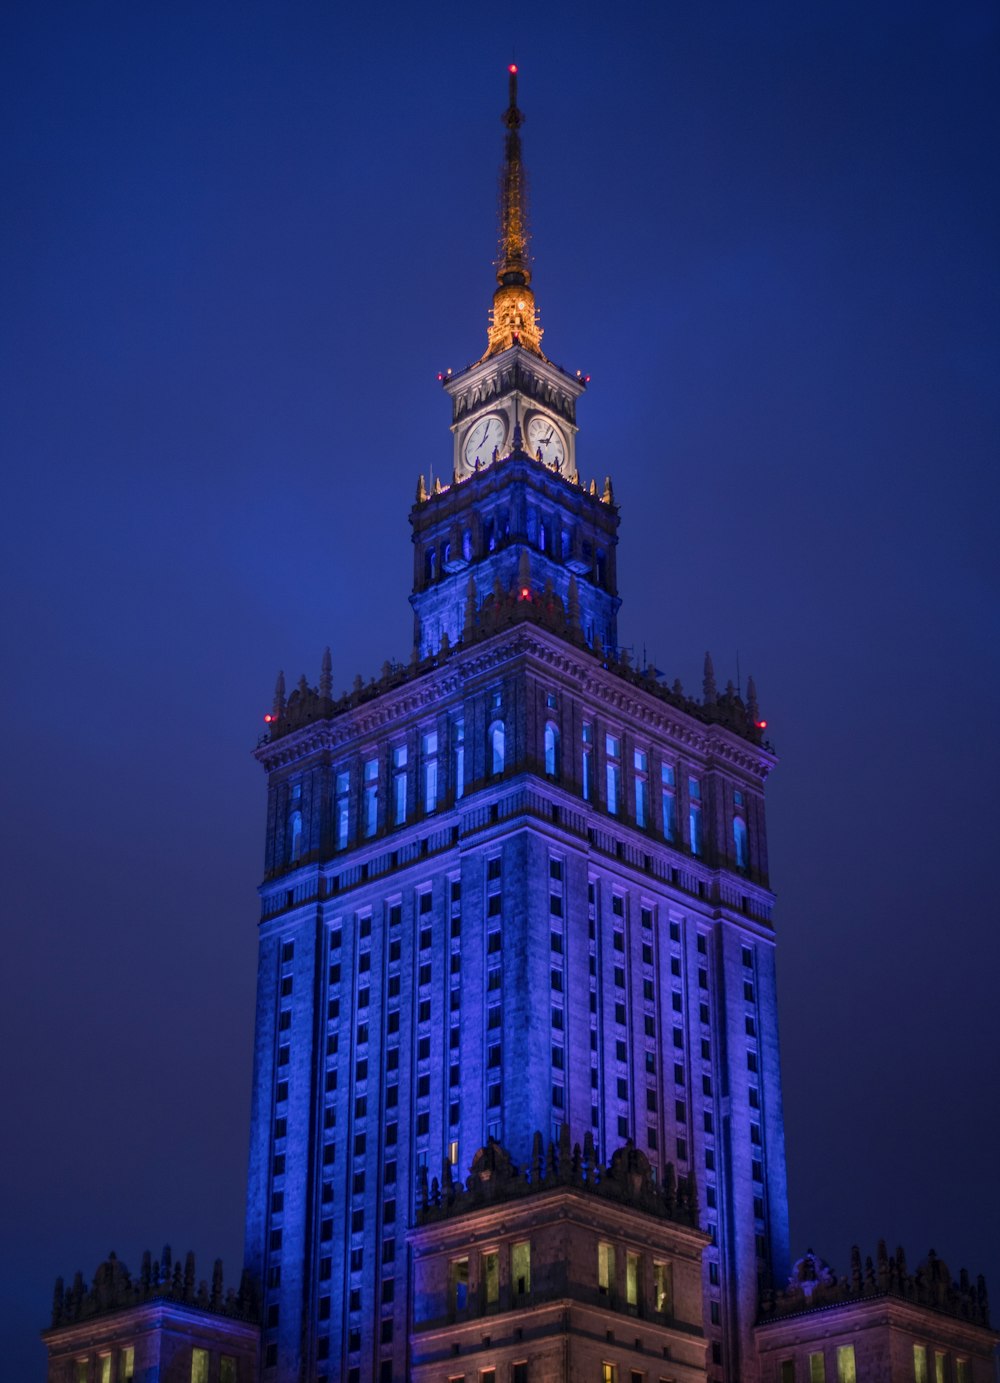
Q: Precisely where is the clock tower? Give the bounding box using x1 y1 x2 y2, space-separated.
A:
445 65 585 485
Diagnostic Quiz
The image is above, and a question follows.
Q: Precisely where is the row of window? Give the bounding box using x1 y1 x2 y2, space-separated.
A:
72 1349 236 1383
280 696 755 872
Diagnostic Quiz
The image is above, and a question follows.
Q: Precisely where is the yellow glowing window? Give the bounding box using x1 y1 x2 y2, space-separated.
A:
482 1250 499 1305
598 1240 615 1295
935 1353 946 1383
512 1240 530 1295
626 1251 639 1307
809 1352 826 1383
75 1362 88 1383
914 1345 928 1383
601 1365 618 1383
97 1359 111 1383
191 1348 209 1383
836 1345 856 1383
956 1362 970 1383
653 1260 672 1314
120 1347 135 1383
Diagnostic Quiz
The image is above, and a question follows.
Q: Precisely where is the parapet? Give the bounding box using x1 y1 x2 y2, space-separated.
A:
758 1244 990 1328
49 1248 260 1330
415 1126 700 1232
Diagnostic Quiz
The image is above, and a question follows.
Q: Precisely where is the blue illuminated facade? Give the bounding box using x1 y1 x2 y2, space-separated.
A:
244 72 789 1383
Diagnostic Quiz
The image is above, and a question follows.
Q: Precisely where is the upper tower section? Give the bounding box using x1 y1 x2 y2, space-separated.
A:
444 67 587 485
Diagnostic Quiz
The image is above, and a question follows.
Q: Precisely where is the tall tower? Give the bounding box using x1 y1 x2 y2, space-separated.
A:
244 68 789 1383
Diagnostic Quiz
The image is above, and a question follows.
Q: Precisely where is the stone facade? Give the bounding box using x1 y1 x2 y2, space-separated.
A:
409 1137 709 1383
754 1250 996 1383
43 1251 259 1383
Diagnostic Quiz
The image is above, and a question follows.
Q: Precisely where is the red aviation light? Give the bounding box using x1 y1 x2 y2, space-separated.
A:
509 64 518 74
755 720 767 729
264 713 274 723
520 587 530 600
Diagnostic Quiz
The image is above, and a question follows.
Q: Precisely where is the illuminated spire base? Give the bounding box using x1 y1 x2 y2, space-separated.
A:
484 282 544 358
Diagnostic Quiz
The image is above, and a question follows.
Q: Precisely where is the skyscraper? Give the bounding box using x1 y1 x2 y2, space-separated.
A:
244 66 789 1383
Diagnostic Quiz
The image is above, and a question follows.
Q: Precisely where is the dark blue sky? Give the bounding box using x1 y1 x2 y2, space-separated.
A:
3 3 998 1377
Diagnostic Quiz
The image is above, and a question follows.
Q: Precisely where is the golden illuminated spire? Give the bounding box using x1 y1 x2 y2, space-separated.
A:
483 65 545 360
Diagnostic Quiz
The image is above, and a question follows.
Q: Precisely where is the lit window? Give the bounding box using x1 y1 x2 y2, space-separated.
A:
689 801 702 856
734 815 748 868
422 731 438 812
335 770 350 850
597 1241 615 1295
601 1364 618 1383
289 810 303 863
836 1346 856 1383
626 1251 639 1307
99 1357 111 1383
955 1361 970 1383
453 717 465 800
544 720 560 777
634 748 648 827
489 720 505 775
120 1348 135 1383
653 1260 672 1313
482 1249 499 1305
606 734 621 815
934 1354 946 1383
512 1240 531 1295
191 1350 209 1383
364 757 378 837
392 744 408 825
449 1256 469 1312
809 1352 826 1383
75 1363 88 1383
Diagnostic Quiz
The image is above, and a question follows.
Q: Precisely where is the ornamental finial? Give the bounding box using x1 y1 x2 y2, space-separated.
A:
483 65 545 359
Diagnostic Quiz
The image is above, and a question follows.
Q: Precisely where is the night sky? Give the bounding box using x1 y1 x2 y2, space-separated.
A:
3 3 998 1377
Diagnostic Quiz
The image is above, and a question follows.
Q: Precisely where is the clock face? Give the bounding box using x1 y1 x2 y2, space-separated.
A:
463 414 507 470
526 415 566 470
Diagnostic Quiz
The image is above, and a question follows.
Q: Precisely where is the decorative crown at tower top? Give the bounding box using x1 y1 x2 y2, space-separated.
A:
483 65 546 360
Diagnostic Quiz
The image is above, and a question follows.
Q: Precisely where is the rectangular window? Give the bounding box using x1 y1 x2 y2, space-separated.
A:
601 1364 618 1383
634 748 648 827
191 1350 209 1383
689 802 702 856
626 1250 639 1308
392 744 407 824
955 1361 970 1383
449 1256 469 1312
836 1346 857 1383
606 734 621 814
336 770 350 849
809 1353 826 1383
120 1348 135 1383
482 1249 499 1305
98 1358 111 1383
512 1240 531 1295
653 1259 673 1313
423 730 439 813
364 757 378 837
780 1364 795 1383
598 1241 615 1295
582 722 593 800
512 1365 528 1383
934 1354 946 1383
454 717 465 800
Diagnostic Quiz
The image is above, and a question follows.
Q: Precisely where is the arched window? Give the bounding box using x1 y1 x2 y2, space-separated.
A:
462 528 473 562
544 720 560 777
489 720 505 776
734 816 748 870
424 548 437 583
289 810 303 864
